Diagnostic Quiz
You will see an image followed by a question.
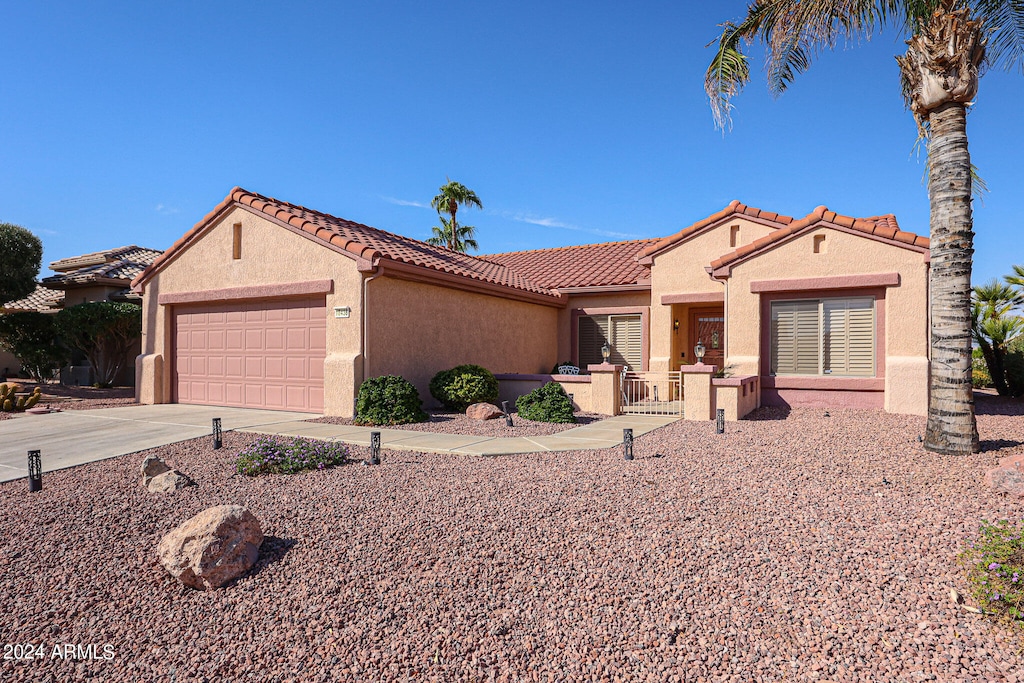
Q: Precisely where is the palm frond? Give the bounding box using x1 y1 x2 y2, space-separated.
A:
974 0 1024 72
705 21 752 130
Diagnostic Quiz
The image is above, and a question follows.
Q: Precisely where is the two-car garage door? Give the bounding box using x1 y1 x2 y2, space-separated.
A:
173 297 327 412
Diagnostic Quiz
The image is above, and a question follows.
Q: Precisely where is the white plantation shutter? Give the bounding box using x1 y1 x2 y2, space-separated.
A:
578 314 642 370
772 297 875 377
771 301 820 375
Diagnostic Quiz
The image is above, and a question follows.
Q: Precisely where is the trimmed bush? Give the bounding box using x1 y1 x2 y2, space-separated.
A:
236 436 349 476
357 375 428 425
429 364 499 411
516 381 576 423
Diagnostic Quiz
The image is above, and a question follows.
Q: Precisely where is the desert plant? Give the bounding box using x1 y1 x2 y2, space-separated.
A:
516 381 576 423
972 351 992 389
0 383 41 412
429 364 499 412
959 518 1024 628
356 375 428 425
55 302 141 387
0 311 68 382
236 436 349 476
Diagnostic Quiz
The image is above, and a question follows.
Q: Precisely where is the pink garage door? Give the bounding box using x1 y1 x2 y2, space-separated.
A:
173 297 327 412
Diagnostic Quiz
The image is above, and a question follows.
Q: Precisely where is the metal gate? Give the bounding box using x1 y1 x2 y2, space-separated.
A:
620 371 683 415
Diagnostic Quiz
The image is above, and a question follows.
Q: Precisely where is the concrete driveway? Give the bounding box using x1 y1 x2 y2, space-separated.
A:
0 404 317 483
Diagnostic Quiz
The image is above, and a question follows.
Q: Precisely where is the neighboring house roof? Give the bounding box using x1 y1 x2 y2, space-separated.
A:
134 187 559 301
481 239 659 290
1 284 63 313
638 200 795 262
43 246 163 289
709 205 930 276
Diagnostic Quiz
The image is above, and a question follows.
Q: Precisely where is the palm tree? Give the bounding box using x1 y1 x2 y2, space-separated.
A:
427 216 479 253
430 179 483 252
705 0 1024 455
971 281 1024 395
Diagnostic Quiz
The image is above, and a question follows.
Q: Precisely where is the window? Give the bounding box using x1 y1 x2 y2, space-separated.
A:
578 314 642 370
770 297 874 377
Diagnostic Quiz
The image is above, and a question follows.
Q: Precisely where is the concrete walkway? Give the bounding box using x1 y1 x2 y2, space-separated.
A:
0 405 679 484
237 413 678 455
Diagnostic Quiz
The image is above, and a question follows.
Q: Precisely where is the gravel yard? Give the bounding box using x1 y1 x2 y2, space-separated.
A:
1 396 1022 681
0 382 137 419
311 409 604 437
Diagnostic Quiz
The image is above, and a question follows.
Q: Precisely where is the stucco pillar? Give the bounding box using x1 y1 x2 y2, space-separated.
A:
681 364 717 421
587 363 623 416
135 354 163 405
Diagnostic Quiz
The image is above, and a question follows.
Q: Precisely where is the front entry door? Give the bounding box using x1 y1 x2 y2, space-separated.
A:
689 308 726 367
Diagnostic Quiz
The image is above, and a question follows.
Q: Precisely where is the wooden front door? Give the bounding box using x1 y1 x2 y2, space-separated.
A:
689 308 726 367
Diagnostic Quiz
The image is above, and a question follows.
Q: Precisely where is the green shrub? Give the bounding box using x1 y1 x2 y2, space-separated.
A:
516 381 576 423
429 364 499 411
357 375 428 425
1006 337 1024 397
959 519 1024 627
236 436 349 476
972 354 993 389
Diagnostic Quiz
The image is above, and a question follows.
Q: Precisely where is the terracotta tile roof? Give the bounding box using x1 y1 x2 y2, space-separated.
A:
43 246 163 288
710 206 930 274
134 188 558 300
1 284 64 313
638 200 794 260
480 239 658 289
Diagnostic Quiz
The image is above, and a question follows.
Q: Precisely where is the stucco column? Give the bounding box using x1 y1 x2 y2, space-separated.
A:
587 363 623 416
681 363 717 421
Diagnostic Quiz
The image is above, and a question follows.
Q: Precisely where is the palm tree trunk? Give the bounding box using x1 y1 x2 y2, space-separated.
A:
924 101 979 454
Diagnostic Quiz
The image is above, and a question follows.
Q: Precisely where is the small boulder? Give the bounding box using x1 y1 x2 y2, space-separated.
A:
140 455 171 486
147 470 196 494
985 454 1024 498
157 505 263 590
466 402 503 421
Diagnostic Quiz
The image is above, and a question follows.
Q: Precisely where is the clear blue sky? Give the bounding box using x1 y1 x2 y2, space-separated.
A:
2 1 1021 285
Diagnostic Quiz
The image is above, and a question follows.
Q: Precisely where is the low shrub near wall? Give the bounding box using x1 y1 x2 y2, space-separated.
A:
357 375 428 425
429 364 499 411
237 437 349 476
516 381 576 423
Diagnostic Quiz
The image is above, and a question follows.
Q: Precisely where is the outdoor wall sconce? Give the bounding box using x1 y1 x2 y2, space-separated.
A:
694 340 706 363
673 319 679 331
601 342 611 363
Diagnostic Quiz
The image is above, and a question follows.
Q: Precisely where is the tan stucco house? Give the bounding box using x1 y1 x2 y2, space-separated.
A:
132 188 930 417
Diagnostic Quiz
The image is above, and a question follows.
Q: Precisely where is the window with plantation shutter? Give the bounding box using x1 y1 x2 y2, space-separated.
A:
578 314 642 370
771 297 875 377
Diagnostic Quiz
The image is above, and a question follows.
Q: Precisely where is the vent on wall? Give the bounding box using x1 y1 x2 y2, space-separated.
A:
813 234 826 254
233 223 242 260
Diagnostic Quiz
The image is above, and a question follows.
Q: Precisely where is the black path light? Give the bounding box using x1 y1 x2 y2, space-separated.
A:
212 418 223 450
369 431 381 465
501 400 514 428
623 428 634 461
716 408 725 434
28 450 42 493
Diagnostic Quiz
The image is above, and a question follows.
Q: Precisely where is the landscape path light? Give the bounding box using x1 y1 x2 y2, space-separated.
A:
370 431 381 465
212 418 223 450
28 450 42 493
623 428 634 461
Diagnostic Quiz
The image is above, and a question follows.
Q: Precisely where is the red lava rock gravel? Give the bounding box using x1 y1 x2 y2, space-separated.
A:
312 409 604 437
1 395 1022 681
0 382 137 417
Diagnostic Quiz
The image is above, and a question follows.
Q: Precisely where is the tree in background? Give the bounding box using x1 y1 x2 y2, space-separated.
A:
0 312 68 382
55 302 141 387
429 180 482 253
971 280 1023 396
0 222 43 304
704 0 1024 454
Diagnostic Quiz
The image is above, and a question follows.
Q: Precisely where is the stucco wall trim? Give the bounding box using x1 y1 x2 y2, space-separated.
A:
660 292 725 305
378 260 563 308
236 205 377 272
556 284 651 295
762 376 884 391
157 279 334 305
750 272 900 293
494 373 592 383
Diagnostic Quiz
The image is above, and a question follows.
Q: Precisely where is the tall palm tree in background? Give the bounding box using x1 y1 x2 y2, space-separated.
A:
705 0 1024 455
429 179 483 253
427 216 479 253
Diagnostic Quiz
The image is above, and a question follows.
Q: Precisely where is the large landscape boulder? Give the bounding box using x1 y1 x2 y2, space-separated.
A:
157 505 264 590
985 454 1024 499
466 402 503 421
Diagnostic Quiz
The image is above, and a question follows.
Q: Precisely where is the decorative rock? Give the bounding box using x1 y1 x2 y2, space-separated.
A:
157 505 263 590
147 470 196 494
466 403 503 421
984 454 1024 498
140 455 171 486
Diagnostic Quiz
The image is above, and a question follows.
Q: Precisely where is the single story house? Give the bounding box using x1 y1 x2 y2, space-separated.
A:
132 188 930 417
2 246 162 384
